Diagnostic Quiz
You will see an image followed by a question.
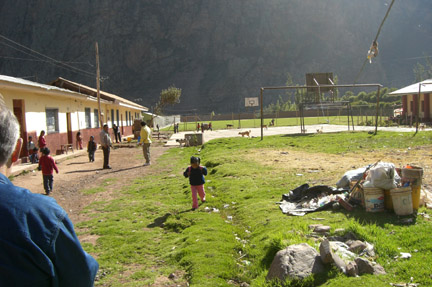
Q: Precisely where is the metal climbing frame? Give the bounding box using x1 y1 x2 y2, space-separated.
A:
259 83 383 140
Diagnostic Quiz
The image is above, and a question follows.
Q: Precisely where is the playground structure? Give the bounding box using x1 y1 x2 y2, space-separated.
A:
259 73 383 140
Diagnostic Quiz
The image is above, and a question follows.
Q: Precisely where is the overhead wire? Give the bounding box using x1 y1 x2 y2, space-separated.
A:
0 33 97 79
354 0 396 84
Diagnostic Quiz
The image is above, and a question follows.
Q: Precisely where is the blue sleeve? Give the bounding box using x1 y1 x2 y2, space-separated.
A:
52 214 99 287
183 167 189 178
202 167 208 176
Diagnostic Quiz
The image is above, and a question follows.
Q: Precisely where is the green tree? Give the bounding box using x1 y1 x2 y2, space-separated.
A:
413 55 432 82
155 85 181 115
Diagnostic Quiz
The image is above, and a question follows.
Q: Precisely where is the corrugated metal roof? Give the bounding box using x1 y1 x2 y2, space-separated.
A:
0 75 84 96
389 79 432 95
50 77 148 111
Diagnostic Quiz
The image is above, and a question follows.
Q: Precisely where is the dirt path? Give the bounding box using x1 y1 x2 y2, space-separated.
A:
11 143 170 224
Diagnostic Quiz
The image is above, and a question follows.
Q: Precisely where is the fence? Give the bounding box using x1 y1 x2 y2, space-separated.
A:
180 107 395 123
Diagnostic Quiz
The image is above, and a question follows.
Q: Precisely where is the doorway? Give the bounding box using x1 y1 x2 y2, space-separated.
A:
12 99 27 157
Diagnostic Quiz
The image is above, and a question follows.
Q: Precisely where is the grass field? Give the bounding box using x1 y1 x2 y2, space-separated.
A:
79 131 432 286
166 115 395 132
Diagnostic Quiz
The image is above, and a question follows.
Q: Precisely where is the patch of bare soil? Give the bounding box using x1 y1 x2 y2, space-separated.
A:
11 143 170 224
251 146 432 188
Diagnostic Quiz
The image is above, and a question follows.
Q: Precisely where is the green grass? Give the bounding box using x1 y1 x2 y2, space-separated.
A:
78 131 432 286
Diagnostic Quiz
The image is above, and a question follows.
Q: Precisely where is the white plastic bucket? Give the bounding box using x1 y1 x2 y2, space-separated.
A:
390 187 413 216
363 187 385 212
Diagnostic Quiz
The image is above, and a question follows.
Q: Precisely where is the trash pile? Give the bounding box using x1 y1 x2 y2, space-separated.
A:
278 161 431 216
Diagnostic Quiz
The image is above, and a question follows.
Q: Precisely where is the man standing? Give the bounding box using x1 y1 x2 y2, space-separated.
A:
139 121 152 166
100 124 113 169
0 99 99 286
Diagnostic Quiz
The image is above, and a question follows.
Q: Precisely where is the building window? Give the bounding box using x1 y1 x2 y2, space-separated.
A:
46 108 59 133
85 108 91 128
94 109 99 128
125 111 128 126
410 101 413 112
116 109 119 126
129 111 131 125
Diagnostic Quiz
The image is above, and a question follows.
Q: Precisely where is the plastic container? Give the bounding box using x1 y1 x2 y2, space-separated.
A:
363 187 385 212
401 166 423 210
384 189 393 210
390 187 413 215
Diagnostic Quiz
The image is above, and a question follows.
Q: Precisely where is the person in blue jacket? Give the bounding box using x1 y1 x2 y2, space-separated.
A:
183 156 208 210
0 98 99 286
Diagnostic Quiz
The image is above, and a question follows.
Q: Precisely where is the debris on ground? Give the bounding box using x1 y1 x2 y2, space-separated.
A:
278 184 348 216
279 161 429 216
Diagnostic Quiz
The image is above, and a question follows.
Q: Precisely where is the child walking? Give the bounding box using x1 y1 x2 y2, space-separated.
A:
38 148 59 195
87 135 97 162
183 156 208 210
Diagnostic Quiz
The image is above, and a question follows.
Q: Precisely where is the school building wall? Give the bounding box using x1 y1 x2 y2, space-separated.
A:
1 85 142 158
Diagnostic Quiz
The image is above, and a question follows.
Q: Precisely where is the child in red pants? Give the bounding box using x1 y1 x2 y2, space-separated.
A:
183 156 208 210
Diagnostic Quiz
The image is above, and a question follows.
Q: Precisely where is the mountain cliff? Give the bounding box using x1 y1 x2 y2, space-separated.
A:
0 0 431 113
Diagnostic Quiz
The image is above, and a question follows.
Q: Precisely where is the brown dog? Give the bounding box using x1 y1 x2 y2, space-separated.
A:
238 130 251 138
262 125 268 130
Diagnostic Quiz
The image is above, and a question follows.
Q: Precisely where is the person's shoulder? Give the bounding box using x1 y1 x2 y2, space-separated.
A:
0 182 65 217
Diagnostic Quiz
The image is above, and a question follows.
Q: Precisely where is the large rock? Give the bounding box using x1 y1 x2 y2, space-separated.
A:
266 243 325 282
355 257 386 275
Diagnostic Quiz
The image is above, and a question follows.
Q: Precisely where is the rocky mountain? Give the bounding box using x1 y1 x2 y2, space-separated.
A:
0 0 431 114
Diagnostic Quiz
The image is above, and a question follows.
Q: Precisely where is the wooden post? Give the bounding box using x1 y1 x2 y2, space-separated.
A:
95 42 103 128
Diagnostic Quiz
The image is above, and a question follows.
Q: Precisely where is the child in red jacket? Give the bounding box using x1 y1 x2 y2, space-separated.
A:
38 148 59 195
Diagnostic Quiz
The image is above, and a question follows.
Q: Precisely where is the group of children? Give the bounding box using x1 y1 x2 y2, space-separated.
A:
27 131 98 195
29 130 208 210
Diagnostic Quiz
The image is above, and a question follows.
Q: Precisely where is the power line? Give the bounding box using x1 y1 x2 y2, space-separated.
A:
0 33 96 78
354 0 396 84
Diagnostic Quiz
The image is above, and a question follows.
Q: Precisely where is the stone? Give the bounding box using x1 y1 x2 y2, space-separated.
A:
308 224 323 230
319 239 333 264
346 261 358 277
314 225 331 233
266 243 325 282
372 263 386 275
334 228 345 234
355 257 386 275
348 240 367 254
331 251 347 274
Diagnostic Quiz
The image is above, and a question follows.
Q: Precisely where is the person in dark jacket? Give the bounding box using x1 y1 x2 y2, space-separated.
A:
183 156 208 210
0 98 99 286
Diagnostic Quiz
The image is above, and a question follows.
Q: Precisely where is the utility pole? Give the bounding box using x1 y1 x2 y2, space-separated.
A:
95 42 103 128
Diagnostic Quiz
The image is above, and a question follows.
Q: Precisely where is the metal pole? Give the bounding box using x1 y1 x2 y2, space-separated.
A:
260 88 264 140
416 83 421 133
374 86 381 135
